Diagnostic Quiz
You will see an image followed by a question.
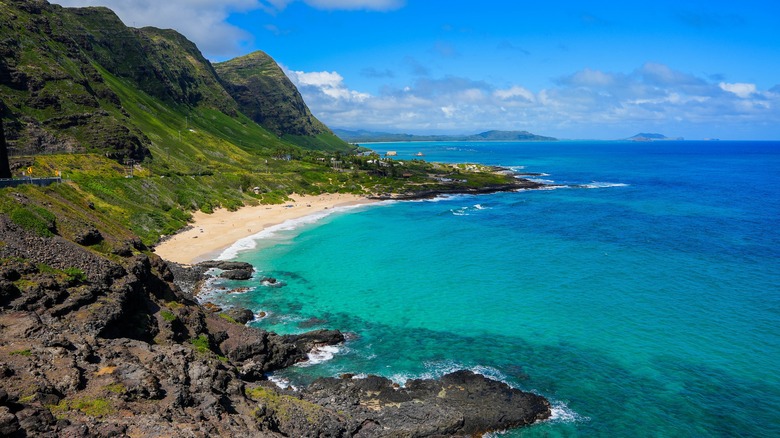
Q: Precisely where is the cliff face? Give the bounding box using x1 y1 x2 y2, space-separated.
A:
0 212 344 436
0 1 150 159
0 0 351 161
216 51 328 138
215 51 352 151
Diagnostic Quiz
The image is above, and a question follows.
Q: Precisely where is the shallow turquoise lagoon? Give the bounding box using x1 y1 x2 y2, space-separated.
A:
212 141 780 436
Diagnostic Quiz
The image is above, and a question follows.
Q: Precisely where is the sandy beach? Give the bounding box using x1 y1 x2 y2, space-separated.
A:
153 193 376 265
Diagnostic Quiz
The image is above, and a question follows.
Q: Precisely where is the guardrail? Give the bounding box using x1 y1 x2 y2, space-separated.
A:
0 177 63 188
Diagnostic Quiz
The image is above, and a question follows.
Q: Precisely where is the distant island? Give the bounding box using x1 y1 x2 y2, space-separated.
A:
627 133 684 141
335 129 557 143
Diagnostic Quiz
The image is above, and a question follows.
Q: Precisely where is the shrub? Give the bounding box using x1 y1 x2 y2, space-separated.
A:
160 310 176 322
190 334 210 353
9 206 56 237
64 267 86 283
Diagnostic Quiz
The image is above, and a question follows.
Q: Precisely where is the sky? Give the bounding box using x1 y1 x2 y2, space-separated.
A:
53 0 780 140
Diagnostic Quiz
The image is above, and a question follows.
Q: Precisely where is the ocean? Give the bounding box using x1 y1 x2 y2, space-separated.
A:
208 141 780 436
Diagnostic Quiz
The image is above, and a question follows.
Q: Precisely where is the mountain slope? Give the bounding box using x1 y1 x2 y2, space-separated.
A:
0 2 152 159
215 51 352 152
0 1 350 161
0 0 535 246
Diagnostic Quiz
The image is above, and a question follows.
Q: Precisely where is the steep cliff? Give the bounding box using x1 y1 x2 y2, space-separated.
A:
216 51 352 151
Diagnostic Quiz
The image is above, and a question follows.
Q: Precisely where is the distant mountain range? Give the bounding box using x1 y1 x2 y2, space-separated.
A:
627 133 684 141
334 129 557 143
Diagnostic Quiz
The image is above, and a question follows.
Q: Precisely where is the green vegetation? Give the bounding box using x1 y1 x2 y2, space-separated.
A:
64 267 86 283
50 397 113 417
9 206 56 237
103 383 126 395
10 349 32 356
160 310 177 322
190 334 211 354
0 0 529 249
246 386 334 425
218 313 239 324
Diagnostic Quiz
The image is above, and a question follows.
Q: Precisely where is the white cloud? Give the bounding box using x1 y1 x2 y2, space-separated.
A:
52 0 404 58
285 68 370 102
561 68 617 87
441 105 456 118
494 86 536 102
53 0 260 58
719 82 758 98
287 63 780 139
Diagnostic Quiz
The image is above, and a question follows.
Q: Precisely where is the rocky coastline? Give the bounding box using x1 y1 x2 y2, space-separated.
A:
369 176 545 201
0 212 551 437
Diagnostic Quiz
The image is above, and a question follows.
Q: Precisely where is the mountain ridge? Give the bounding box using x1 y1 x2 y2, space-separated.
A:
334 128 557 143
0 0 352 160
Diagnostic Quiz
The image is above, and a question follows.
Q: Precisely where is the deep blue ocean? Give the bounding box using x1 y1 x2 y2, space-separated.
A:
209 141 780 436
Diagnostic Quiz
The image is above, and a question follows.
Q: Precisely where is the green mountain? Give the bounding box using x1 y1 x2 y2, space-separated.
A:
0 0 533 246
0 1 349 161
215 51 349 152
334 129 557 143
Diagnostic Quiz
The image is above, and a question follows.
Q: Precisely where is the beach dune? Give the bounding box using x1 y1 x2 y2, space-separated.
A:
153 193 375 265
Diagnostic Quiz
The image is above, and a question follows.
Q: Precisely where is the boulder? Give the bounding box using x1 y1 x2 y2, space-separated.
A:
223 307 254 324
73 226 103 246
219 269 252 280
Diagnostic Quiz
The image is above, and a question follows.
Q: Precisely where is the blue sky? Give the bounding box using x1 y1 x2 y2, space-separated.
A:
55 0 780 139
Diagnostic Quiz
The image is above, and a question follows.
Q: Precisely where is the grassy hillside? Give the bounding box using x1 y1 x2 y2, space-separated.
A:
0 0 528 249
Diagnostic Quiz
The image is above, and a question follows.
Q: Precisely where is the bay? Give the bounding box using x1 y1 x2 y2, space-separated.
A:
214 140 780 436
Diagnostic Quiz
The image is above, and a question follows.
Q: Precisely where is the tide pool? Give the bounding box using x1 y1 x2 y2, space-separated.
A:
213 141 780 436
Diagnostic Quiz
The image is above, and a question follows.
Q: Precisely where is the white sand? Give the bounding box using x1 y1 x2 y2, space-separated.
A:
153 193 376 265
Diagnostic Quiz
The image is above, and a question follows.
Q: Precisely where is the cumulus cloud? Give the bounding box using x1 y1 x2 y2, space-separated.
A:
719 82 758 98
53 0 261 58
285 68 370 102
494 86 536 103
52 0 404 58
284 62 780 139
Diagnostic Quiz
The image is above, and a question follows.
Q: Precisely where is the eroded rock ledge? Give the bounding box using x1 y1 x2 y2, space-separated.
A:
0 215 550 437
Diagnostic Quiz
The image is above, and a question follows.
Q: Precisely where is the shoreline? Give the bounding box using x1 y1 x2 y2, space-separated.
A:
153 193 377 265
155 177 545 265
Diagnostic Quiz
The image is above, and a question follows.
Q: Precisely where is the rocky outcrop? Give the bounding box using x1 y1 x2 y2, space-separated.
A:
223 307 255 324
219 269 253 280
248 371 551 437
0 214 550 436
370 177 545 201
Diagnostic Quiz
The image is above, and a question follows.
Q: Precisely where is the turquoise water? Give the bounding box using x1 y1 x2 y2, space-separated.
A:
212 141 780 436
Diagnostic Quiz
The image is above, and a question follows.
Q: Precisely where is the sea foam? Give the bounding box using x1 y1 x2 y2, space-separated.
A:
580 182 629 189
297 345 342 367
217 203 376 260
